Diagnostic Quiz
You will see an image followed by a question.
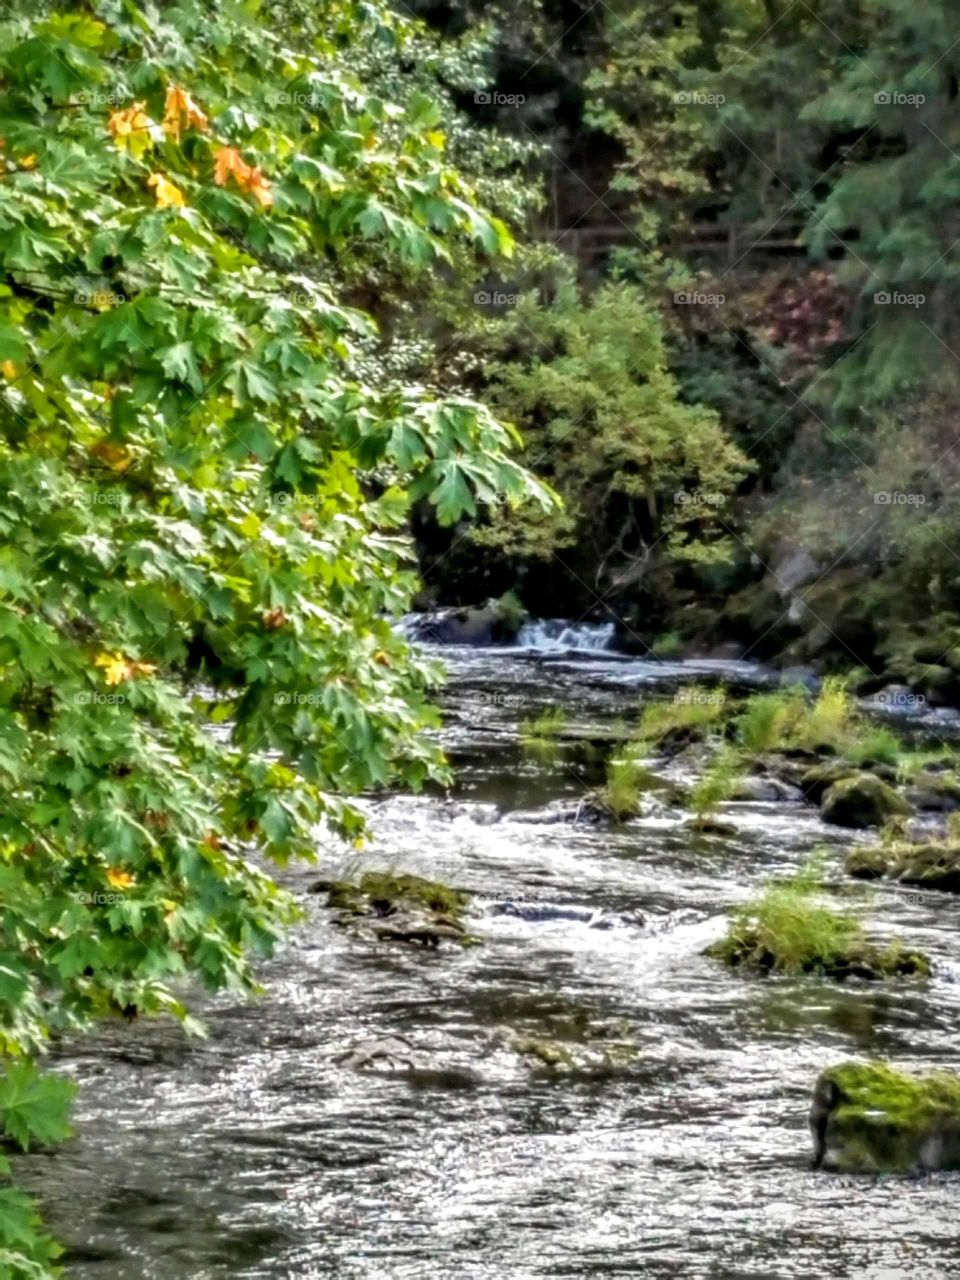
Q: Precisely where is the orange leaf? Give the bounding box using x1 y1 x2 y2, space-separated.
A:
213 146 274 207
162 84 209 142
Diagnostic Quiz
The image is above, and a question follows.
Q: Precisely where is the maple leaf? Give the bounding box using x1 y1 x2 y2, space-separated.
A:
147 172 186 208
162 84 209 142
94 652 158 685
213 146 274 208
107 101 162 158
105 868 135 890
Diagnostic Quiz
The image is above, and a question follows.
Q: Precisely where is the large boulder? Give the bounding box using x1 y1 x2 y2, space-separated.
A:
846 842 960 893
811 1062 960 1173
820 773 911 829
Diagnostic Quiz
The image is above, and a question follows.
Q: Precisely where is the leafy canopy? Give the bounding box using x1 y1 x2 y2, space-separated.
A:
0 0 551 1267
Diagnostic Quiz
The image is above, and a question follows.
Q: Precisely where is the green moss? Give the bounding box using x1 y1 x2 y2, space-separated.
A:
357 871 469 918
846 842 960 893
708 861 930 979
820 773 911 828
814 1061 960 1173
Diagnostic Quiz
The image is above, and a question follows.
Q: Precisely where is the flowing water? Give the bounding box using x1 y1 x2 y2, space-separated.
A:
20 628 960 1278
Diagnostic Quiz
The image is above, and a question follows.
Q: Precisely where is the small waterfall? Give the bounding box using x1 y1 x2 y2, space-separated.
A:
515 618 615 652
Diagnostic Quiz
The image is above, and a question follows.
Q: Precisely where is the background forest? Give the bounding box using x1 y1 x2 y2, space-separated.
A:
401 0 960 703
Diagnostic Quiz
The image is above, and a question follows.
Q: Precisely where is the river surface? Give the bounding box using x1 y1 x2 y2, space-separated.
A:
21 637 960 1278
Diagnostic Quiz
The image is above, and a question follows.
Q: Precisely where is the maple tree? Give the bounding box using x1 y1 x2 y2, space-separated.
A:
0 0 550 1269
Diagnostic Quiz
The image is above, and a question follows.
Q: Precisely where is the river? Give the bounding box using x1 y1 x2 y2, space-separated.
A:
20 629 960 1278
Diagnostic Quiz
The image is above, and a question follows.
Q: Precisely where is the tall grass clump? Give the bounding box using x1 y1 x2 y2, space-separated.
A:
689 748 742 821
708 859 929 977
602 741 655 819
638 685 728 745
735 689 805 752
519 705 568 757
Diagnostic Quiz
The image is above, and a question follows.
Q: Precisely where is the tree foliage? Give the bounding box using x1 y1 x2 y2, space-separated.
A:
0 0 553 1266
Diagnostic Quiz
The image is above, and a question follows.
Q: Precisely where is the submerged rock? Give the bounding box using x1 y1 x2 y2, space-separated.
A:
335 1036 417 1071
730 775 802 803
811 1062 960 1173
820 773 911 829
846 842 960 893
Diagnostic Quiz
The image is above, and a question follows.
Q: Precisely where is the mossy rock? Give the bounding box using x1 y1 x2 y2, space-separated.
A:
847 842 960 893
356 871 469 917
820 773 911 829
799 763 860 805
811 1062 960 1172
707 928 930 981
904 772 960 813
322 871 473 947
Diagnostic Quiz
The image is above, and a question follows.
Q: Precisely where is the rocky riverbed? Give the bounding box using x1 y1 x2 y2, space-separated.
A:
18 628 960 1277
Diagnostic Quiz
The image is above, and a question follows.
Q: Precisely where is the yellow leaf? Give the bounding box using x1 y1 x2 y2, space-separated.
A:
1 360 19 381
147 172 186 208
94 651 157 685
353 836 366 850
105 868 135 890
107 101 159 159
18 154 37 170
425 130 445 150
